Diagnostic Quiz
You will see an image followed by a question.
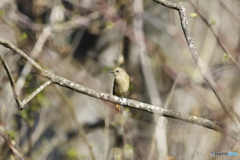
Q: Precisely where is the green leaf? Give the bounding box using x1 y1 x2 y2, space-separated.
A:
10 155 14 160
101 67 113 73
66 148 77 158
1 105 6 111
124 107 130 112
222 53 229 60
27 117 35 127
21 110 28 119
6 130 16 139
210 19 216 25
0 125 5 132
124 144 133 150
89 142 95 147
190 13 197 18
106 21 115 30
124 144 134 158
0 10 5 16
21 32 28 40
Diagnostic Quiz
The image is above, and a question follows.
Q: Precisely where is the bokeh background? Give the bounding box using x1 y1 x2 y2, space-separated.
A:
0 0 240 159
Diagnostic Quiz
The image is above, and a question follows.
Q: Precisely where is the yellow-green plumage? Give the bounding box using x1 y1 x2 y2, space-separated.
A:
110 67 130 111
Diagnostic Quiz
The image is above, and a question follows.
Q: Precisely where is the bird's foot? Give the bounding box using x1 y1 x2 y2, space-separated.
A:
116 104 121 111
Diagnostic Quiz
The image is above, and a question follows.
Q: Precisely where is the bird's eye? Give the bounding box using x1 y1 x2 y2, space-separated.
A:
116 70 119 73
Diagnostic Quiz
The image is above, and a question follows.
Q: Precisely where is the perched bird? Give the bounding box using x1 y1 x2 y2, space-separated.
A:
109 67 130 111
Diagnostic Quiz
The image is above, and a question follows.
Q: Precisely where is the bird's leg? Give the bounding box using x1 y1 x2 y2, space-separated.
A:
116 104 121 111
116 97 125 111
116 96 122 111
116 97 127 111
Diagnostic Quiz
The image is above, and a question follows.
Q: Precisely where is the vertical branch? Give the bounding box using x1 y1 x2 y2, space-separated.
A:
104 106 110 160
53 85 97 160
0 54 22 107
133 0 162 107
133 0 166 159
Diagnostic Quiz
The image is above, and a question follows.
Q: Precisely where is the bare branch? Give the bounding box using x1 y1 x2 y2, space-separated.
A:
152 0 240 133
153 0 180 10
0 38 43 71
21 80 53 107
189 0 240 70
0 38 240 142
134 0 162 107
51 12 100 32
16 26 51 96
0 54 22 107
104 106 110 160
53 85 96 160
11 9 99 33
133 0 166 159
0 52 52 109
15 12 100 97
11 10 44 32
219 0 240 22
0 131 24 160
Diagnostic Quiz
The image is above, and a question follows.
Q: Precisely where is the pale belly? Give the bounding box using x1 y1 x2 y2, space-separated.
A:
114 79 129 96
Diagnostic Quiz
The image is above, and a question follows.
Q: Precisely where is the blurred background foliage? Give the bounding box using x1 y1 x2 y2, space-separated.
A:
0 0 240 159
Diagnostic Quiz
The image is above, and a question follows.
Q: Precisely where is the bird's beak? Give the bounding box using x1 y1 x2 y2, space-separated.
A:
109 71 114 73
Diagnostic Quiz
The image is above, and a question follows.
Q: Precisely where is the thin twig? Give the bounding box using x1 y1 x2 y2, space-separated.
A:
16 26 51 95
0 38 240 142
148 81 177 160
51 12 100 32
147 134 157 160
188 0 240 70
0 52 53 109
0 54 22 107
133 0 166 159
219 0 240 22
21 80 53 107
153 0 240 133
53 85 97 160
0 53 53 110
163 81 177 110
133 0 162 107
16 12 100 96
104 105 110 160
0 131 24 160
35 134 62 160
10 9 44 32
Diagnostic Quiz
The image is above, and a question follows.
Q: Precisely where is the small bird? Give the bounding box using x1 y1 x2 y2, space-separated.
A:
109 67 130 111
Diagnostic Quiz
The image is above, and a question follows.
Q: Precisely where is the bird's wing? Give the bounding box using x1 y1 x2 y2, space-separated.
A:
113 78 117 96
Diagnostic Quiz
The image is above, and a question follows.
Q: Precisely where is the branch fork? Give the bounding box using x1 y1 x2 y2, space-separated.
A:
0 53 52 110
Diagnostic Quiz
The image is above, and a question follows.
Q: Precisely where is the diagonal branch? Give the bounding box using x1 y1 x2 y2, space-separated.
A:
188 0 240 70
15 12 100 98
16 26 51 96
21 80 53 107
53 85 96 160
0 53 52 109
0 131 24 160
153 0 240 133
0 54 22 107
0 38 240 142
